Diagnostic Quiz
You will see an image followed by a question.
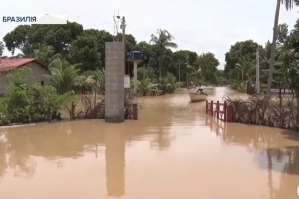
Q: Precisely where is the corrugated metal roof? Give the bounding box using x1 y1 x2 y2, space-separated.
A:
0 58 46 72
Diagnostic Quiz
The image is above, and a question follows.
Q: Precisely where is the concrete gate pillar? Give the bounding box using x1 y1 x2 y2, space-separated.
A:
105 42 125 123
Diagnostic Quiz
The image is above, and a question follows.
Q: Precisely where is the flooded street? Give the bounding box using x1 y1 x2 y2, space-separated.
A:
0 87 298 199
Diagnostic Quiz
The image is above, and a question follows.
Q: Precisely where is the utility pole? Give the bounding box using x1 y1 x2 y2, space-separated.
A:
178 60 181 82
120 16 126 76
256 47 260 94
120 16 126 51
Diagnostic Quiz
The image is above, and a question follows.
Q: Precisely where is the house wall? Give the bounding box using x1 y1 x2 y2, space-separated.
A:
0 62 50 95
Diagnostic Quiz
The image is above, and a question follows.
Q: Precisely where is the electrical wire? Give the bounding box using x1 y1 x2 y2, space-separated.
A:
126 23 143 41
87 21 112 27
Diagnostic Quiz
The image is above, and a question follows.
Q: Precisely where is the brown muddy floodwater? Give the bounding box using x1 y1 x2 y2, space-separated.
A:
0 87 299 199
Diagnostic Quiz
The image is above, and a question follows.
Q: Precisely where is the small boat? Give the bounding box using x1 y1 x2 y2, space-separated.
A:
188 88 208 102
188 93 208 102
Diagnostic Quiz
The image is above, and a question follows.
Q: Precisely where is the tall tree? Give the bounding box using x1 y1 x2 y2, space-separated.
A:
173 50 198 81
0 41 4 57
224 40 260 80
277 23 289 46
196 52 219 84
150 29 178 82
3 25 31 55
266 0 299 96
69 31 101 71
79 29 113 68
3 22 83 56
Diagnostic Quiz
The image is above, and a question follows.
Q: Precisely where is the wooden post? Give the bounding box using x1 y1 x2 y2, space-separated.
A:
226 105 232 122
205 114 208 126
210 100 213 116
132 103 138 120
206 100 208 114
216 101 220 119
223 101 227 121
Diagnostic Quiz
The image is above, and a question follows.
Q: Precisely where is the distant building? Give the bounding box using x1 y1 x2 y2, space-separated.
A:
0 57 49 95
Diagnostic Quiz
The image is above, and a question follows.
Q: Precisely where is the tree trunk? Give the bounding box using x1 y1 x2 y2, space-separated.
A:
266 0 281 96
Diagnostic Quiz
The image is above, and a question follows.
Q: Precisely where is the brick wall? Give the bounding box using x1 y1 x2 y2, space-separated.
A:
105 42 125 123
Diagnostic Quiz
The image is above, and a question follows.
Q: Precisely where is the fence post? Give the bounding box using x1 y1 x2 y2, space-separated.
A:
223 101 227 121
226 104 232 122
206 100 208 114
133 103 138 120
216 101 220 119
210 100 213 117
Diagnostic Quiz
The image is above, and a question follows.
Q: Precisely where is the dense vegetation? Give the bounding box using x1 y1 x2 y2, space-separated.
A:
0 68 72 125
225 0 299 94
223 1 299 131
224 21 299 94
0 22 224 125
1 22 223 92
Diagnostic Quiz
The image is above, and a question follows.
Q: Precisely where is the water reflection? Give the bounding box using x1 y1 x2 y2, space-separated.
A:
0 133 7 177
105 127 125 197
0 104 176 180
206 115 299 199
0 88 298 199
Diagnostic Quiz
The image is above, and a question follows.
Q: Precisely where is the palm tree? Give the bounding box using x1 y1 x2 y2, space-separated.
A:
86 68 105 104
235 56 253 82
137 66 157 81
33 44 61 66
149 29 178 83
164 72 182 93
266 0 299 96
46 58 81 95
135 78 158 96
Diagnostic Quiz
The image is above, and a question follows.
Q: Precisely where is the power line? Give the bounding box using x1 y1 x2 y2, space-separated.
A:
126 23 143 41
86 21 112 28
90 21 112 26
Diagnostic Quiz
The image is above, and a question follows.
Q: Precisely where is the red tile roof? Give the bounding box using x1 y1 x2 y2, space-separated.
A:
0 58 45 72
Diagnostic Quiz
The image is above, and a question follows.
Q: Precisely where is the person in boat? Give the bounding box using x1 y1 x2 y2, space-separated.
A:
196 88 207 95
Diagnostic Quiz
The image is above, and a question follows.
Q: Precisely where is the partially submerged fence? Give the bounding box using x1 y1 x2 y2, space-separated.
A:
206 100 232 122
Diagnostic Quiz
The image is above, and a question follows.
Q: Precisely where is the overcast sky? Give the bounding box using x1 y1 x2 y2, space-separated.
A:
0 0 298 69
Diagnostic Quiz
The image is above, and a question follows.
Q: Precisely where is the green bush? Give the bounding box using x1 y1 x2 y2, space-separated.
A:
4 84 31 123
0 99 8 126
27 83 67 121
0 67 74 125
231 81 247 93
4 82 69 123
164 72 178 93
137 78 158 96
